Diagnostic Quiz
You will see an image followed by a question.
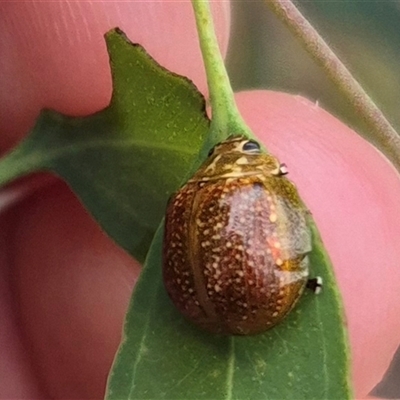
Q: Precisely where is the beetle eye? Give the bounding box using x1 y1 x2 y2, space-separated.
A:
242 140 261 153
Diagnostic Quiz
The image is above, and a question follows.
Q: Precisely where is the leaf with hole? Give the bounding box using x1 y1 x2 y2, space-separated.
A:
0 28 209 263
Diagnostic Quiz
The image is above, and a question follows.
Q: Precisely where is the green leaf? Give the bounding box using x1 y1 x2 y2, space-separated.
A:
0 28 209 263
0 28 351 399
107 218 351 400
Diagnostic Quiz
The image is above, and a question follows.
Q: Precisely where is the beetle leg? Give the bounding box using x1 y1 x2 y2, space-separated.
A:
306 276 323 294
278 163 288 176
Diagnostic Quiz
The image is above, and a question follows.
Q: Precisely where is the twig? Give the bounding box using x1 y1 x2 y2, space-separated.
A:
266 0 400 170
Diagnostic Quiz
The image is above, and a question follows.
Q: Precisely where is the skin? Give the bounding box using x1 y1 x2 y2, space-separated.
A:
0 2 399 399
0 2 230 398
236 91 400 399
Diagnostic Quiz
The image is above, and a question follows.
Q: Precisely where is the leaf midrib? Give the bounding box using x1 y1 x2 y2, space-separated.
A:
43 137 195 163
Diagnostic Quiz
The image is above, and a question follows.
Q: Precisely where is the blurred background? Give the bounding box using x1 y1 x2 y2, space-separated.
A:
225 1 400 398
226 1 400 147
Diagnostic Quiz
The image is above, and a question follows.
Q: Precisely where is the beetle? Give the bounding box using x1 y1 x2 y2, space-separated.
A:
162 135 320 335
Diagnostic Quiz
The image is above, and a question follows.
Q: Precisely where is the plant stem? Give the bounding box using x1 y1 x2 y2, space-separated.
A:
191 0 253 147
265 0 400 171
